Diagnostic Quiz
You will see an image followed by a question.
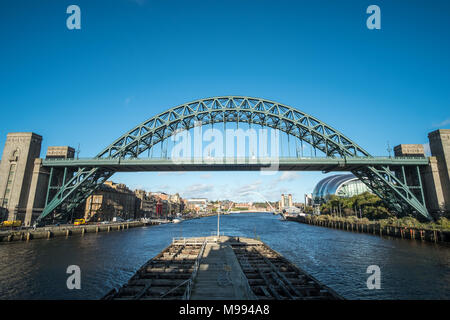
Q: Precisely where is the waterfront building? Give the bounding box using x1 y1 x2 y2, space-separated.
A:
185 198 208 213
84 181 137 221
149 192 169 201
168 193 184 215
135 189 157 217
280 194 293 209
304 194 313 207
312 174 372 205
234 202 252 210
148 192 184 217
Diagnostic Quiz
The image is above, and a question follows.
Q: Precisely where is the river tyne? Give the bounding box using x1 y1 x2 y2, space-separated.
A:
0 212 449 299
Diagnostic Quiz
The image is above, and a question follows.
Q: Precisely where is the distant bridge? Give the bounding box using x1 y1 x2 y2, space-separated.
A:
38 96 433 222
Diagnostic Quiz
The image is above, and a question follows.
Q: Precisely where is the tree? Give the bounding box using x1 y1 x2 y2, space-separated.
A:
319 192 392 220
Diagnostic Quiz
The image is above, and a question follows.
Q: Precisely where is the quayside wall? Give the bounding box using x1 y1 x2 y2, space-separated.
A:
0 221 156 242
286 216 450 243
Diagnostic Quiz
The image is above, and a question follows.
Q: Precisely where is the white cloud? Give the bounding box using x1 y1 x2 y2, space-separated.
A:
264 171 301 190
236 180 262 193
433 118 450 128
156 184 170 191
277 171 300 182
181 183 215 198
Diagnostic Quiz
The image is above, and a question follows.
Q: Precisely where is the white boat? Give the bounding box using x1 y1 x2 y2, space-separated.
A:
172 218 182 224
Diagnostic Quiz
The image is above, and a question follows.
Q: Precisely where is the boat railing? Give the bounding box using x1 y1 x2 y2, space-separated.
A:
172 237 209 245
182 239 207 300
209 231 225 237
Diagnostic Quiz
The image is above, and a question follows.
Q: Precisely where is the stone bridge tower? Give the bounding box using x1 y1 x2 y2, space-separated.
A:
0 133 42 222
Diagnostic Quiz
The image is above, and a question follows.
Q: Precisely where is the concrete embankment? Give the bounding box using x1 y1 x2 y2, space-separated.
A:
0 221 159 243
286 216 450 243
0 213 227 243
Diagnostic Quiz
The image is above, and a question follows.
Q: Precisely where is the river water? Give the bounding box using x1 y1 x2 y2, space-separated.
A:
0 212 449 300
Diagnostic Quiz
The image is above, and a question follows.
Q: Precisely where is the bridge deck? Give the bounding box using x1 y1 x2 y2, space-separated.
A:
42 157 429 172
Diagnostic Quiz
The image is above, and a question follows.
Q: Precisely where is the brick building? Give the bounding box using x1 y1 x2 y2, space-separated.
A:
84 181 137 221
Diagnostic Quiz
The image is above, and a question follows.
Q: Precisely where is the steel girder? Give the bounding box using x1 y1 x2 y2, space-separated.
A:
42 166 115 221
352 165 431 220
37 96 431 222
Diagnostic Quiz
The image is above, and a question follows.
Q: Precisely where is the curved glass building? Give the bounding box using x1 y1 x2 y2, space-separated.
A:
312 174 371 204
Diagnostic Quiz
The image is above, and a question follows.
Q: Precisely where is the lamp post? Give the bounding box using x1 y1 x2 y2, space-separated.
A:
217 209 220 237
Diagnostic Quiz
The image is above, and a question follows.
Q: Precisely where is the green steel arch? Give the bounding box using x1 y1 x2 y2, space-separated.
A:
39 96 431 222
96 96 370 159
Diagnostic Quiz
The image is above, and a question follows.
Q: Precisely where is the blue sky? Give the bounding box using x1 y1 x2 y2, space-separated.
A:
1 0 449 203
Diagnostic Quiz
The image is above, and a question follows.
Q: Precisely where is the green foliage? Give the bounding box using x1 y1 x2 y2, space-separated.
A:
424 217 450 230
308 214 449 231
314 192 450 231
319 192 393 220
436 217 450 229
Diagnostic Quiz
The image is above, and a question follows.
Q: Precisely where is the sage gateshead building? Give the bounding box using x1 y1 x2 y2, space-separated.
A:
312 174 371 205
